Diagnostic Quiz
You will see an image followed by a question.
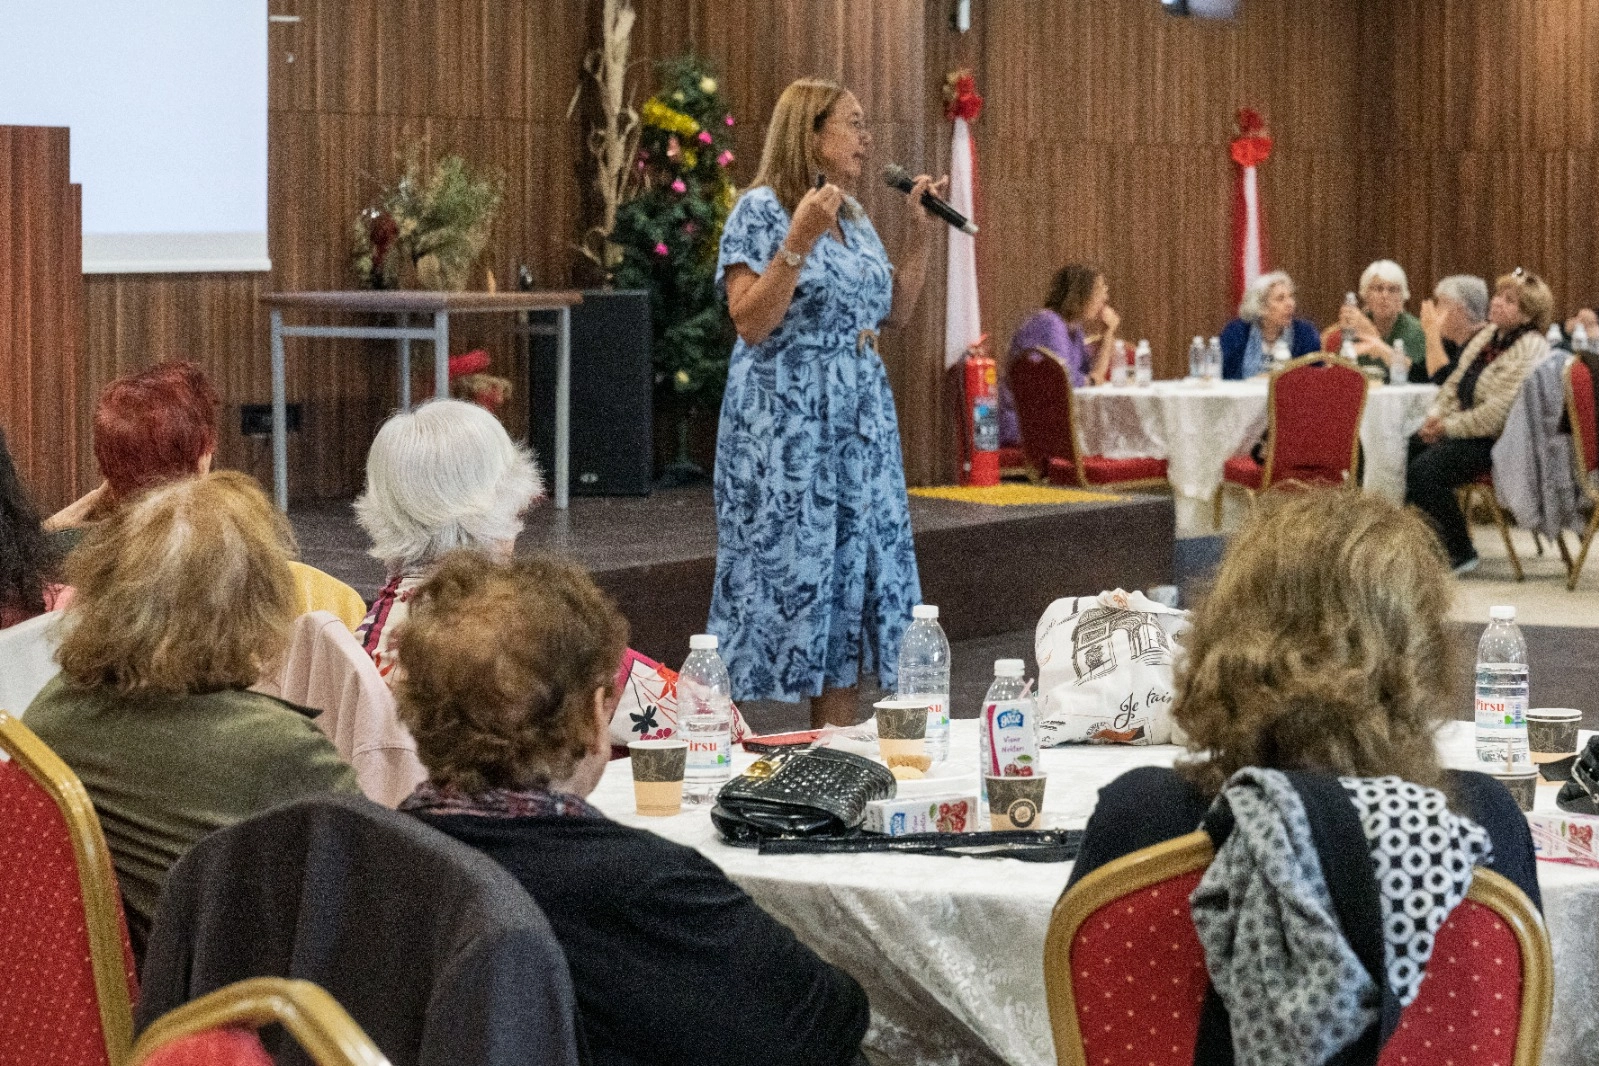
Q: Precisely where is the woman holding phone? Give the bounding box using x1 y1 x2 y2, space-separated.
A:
712 78 945 727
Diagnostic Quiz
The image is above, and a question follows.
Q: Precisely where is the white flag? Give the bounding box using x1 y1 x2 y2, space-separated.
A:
944 116 982 369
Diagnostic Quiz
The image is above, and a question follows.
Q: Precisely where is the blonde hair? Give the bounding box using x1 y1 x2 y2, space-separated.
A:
57 471 297 696
395 552 628 793
748 77 863 219
1494 271 1556 332
1173 490 1456 797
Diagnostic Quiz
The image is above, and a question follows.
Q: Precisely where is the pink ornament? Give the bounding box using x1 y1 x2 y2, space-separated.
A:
671 178 687 194
654 242 670 257
724 114 735 127
683 221 698 236
666 135 681 161
717 150 734 168
697 130 713 145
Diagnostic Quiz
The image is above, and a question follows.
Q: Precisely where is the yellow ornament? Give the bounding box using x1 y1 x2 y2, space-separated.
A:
700 77 717 95
672 91 685 103
675 369 691 386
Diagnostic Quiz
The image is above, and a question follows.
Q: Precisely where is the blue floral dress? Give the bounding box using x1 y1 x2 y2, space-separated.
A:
709 186 922 702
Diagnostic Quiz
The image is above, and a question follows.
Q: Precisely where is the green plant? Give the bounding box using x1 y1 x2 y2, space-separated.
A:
354 153 502 290
611 56 737 402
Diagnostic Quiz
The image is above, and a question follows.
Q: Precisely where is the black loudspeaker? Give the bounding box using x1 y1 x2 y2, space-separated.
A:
529 288 653 496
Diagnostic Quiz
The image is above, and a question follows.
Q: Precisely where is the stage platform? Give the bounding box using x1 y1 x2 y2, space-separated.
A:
290 485 1175 665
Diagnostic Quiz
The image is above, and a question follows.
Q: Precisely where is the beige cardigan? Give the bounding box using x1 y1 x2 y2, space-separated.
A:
1428 325 1549 440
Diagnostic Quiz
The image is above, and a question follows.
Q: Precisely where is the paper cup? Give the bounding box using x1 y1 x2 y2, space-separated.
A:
1487 767 1540 813
874 698 930 770
985 774 1048 830
1527 708 1583 764
628 739 687 817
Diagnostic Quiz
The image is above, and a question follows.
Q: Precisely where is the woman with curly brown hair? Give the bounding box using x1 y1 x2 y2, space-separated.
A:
1066 490 1538 905
395 552 869 1066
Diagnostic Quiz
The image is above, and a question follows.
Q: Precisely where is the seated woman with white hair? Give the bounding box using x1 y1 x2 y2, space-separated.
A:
1218 271 1321 379
354 399 544 683
1323 259 1429 380
1418 274 1489 384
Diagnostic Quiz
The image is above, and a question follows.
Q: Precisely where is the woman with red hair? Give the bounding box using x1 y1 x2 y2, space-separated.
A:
46 360 219 542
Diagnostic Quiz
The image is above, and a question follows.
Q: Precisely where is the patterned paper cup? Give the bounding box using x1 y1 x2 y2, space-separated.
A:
1527 708 1583 764
1487 767 1539 813
628 739 688 817
986 774 1048 830
874 698 930 769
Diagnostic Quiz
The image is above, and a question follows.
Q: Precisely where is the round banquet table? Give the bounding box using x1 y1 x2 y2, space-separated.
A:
1074 379 1438 536
588 719 1599 1066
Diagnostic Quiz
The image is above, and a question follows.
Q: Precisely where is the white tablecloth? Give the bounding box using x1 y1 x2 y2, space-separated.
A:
1075 379 1438 535
588 720 1599 1066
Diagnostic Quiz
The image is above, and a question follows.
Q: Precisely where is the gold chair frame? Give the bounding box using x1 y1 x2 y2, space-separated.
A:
0 711 136 1065
1456 478 1526 581
1021 345 1169 491
128 977 392 1066
1212 353 1367 529
1555 357 1599 590
1044 830 1553 1066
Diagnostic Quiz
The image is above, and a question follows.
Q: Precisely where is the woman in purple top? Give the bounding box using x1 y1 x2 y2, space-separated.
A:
999 264 1120 447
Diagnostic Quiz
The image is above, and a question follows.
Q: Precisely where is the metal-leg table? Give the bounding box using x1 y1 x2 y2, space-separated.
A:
262 290 583 513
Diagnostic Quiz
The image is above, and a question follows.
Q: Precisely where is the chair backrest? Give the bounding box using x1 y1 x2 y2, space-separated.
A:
288 562 369 633
1009 346 1084 485
1262 353 1367 489
254 611 425 808
130 978 391 1066
0 610 63 715
1045 829 1552 1066
0 712 138 1066
1565 357 1599 485
1045 832 1214 1066
137 793 581 1066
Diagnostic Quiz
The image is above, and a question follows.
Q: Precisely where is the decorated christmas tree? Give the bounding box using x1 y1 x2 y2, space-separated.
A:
612 57 738 413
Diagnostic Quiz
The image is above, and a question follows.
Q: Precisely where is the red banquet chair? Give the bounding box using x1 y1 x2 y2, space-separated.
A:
1558 356 1599 590
0 710 139 1066
1043 831 1554 1066
1212 353 1366 528
1009 346 1168 490
128 978 391 1066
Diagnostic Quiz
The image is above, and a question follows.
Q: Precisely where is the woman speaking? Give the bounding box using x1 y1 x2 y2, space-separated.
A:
711 78 944 727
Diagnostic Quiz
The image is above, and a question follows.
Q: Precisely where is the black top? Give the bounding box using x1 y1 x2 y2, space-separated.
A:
1421 337 1466 385
1066 766 1541 908
416 811 870 1066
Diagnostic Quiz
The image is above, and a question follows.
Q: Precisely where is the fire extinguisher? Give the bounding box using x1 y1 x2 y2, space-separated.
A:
960 347 1001 487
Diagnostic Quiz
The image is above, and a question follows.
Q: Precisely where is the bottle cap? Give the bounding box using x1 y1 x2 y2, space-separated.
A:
689 634 719 650
994 658 1025 677
1393 338 1406 352
912 604 940 620
1489 606 1517 622
1208 336 1219 345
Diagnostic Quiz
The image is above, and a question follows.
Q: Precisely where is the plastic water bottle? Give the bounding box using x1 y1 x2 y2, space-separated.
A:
1547 323 1565 347
1109 340 1128 385
1134 339 1153 386
1271 336 1291 364
979 659 1031 814
1474 606 1531 769
897 604 951 763
1340 333 1358 366
1390 337 1409 384
679 634 733 805
1574 323 1590 354
1205 336 1223 382
1187 336 1204 380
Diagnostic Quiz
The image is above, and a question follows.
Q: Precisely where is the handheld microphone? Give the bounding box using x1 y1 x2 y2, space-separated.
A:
883 164 978 235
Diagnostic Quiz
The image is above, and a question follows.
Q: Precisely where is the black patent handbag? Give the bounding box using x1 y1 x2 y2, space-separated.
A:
710 747 896 844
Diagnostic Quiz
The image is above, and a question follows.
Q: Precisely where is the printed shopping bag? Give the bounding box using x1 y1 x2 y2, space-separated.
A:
608 649 751 746
1034 589 1189 745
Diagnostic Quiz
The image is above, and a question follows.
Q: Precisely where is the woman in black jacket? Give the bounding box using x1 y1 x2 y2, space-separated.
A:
393 551 868 1066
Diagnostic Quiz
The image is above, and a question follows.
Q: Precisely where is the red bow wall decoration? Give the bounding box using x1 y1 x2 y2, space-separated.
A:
943 70 984 123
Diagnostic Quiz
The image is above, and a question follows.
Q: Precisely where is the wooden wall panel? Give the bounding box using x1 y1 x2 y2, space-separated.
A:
0 126 82 512
1378 0 1599 316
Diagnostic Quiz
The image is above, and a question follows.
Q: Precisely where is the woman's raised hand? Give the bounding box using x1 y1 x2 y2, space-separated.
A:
788 183 844 250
